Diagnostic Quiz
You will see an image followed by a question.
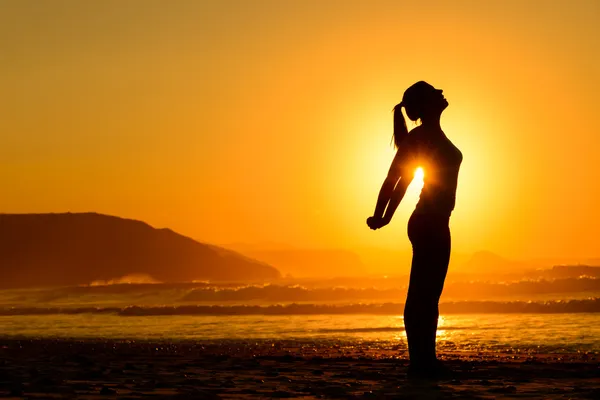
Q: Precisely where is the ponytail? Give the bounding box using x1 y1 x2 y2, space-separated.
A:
392 102 408 149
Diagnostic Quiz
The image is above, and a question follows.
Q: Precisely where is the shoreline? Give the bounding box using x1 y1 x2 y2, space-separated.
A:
1 338 598 399
2 299 600 316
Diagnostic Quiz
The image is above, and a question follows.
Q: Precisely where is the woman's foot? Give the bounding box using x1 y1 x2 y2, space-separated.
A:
407 359 454 380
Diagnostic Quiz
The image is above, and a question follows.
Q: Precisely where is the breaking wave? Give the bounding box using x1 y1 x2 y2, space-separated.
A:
0 298 598 316
1 278 600 312
180 278 600 301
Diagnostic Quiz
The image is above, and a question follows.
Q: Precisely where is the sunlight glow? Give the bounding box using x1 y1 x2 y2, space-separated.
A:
438 315 446 327
436 316 449 339
406 166 425 198
414 167 424 182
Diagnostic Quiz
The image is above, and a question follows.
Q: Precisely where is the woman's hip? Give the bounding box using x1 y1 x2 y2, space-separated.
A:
408 211 450 244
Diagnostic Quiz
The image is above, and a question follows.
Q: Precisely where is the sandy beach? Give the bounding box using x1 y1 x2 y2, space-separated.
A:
0 339 598 399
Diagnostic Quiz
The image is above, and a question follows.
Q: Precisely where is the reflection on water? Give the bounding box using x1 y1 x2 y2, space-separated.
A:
1 313 598 354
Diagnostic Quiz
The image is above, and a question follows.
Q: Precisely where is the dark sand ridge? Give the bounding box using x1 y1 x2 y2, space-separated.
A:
0 339 598 399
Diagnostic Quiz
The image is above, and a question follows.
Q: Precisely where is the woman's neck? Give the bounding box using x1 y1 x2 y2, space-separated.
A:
421 114 442 130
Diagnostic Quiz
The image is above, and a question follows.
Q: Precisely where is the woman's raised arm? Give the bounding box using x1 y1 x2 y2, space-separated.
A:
368 148 413 229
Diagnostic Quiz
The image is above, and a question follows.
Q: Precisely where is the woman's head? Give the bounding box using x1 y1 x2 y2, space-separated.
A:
392 81 448 148
402 81 447 121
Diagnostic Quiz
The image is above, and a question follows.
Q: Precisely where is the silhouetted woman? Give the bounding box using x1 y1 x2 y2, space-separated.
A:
367 81 462 378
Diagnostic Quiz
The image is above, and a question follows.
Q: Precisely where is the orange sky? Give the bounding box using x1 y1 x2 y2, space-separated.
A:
1 0 599 260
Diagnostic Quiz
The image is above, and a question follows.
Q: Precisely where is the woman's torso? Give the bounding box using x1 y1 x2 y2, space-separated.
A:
403 127 463 216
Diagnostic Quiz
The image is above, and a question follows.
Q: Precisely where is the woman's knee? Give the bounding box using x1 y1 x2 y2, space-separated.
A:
404 296 437 317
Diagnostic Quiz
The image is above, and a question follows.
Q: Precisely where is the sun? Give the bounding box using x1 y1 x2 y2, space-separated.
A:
414 167 424 182
406 166 425 198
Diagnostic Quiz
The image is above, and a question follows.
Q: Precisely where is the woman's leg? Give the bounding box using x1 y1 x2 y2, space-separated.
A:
404 213 451 368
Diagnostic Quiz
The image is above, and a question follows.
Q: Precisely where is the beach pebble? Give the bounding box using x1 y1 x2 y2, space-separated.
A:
71 382 92 391
0 368 12 381
78 369 104 380
227 364 246 371
9 384 24 397
181 389 222 399
505 385 517 393
182 377 204 386
270 390 295 398
318 385 350 397
489 385 517 394
155 380 174 389
220 379 235 388
136 379 156 389
99 385 117 395
124 362 137 370
33 375 64 387
298 385 314 393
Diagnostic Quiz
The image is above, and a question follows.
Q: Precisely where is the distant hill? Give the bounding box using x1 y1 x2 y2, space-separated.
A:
0 213 280 288
458 251 539 275
544 265 600 278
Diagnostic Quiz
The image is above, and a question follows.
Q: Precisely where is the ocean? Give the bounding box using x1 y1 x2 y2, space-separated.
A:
1 313 599 355
0 281 599 355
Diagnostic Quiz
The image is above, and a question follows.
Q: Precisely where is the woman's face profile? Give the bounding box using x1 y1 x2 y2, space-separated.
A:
437 89 449 111
423 84 448 112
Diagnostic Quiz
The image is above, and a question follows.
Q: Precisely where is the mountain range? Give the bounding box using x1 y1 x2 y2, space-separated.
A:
0 213 280 288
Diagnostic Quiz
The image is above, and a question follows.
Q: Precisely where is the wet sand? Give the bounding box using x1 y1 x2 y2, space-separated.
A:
0 339 598 399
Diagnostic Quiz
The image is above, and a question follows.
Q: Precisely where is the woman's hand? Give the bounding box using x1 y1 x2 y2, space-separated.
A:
366 216 389 230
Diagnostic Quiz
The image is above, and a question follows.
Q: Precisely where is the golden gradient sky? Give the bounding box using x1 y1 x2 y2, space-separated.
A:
1 0 599 259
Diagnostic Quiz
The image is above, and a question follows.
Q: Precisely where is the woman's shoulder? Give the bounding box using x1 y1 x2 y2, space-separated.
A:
409 125 424 134
405 126 425 146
